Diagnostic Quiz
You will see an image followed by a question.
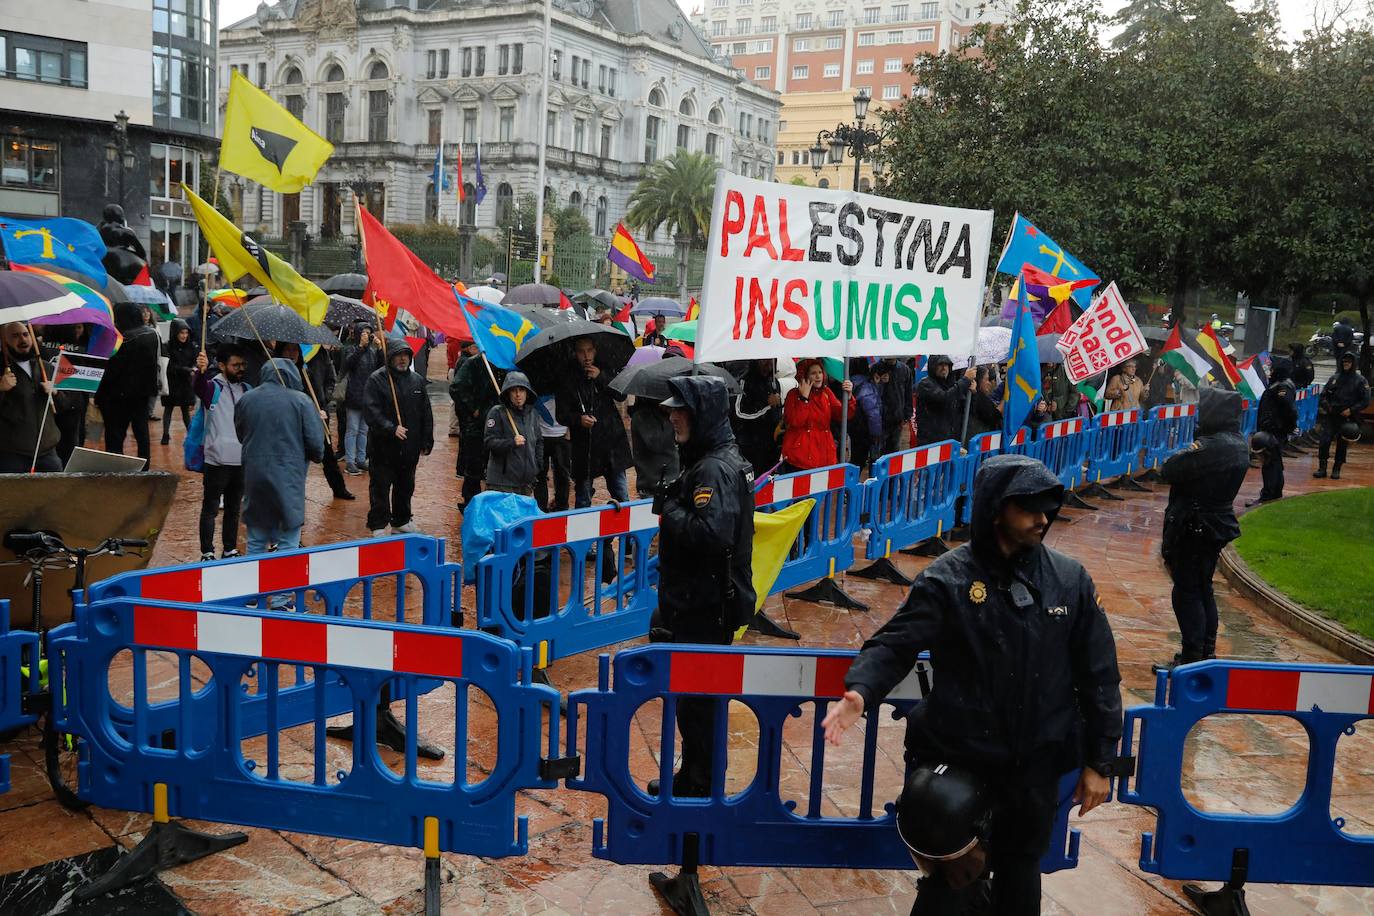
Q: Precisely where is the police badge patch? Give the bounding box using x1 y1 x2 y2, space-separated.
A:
693 486 713 508
969 581 987 603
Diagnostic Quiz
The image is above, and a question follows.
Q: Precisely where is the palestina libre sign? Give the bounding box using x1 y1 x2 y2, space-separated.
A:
695 172 994 363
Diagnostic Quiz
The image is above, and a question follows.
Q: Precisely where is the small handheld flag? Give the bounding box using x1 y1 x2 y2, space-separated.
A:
220 70 334 194
607 223 655 284
52 351 107 393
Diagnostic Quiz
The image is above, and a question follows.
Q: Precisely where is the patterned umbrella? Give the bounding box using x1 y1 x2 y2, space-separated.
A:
0 271 85 324
324 295 375 329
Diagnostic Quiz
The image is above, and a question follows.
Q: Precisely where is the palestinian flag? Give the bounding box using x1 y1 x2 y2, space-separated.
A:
1159 324 1212 385
1236 354 1267 400
1193 324 1243 391
1076 374 1107 413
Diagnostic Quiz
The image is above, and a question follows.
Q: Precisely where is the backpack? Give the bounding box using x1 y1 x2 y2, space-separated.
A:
183 384 219 473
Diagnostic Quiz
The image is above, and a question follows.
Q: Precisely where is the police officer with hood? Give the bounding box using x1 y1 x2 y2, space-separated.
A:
1250 357 1298 505
1314 350 1369 480
915 355 974 445
363 335 434 536
822 454 1122 913
1160 388 1249 666
649 374 756 798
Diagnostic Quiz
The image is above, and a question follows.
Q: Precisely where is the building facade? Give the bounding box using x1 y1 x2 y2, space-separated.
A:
218 0 781 243
773 90 889 190
0 0 217 278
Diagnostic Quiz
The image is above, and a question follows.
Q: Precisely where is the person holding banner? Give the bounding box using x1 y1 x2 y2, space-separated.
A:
781 359 853 472
0 322 64 472
914 356 971 447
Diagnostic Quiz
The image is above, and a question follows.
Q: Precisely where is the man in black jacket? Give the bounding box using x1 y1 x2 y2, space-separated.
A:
1288 343 1315 390
363 337 434 535
1160 388 1250 665
650 375 756 798
733 358 783 477
915 355 974 445
1314 351 1370 480
96 301 160 463
822 454 1121 914
557 335 632 506
0 322 65 472
1250 359 1298 505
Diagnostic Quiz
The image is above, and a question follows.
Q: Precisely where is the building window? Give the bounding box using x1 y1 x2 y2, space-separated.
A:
427 50 438 79
475 47 486 77
427 109 442 145
571 55 579 84
574 118 586 152
368 90 389 141
796 12 812 27
496 182 513 224
761 15 776 30
712 20 726 35
736 17 752 32
857 59 874 74
547 110 558 145
893 3 909 19
885 58 903 72
883 84 902 99
732 42 747 54
463 108 477 143
785 151 792 165
283 66 303 85
823 63 840 77
793 38 809 51
600 124 612 158
257 61 267 87
864 6 880 23
369 60 389 80
825 36 842 49
499 106 514 141
582 59 590 87
915 27 935 41
608 68 616 97
818 178 829 189
791 65 808 79
644 115 661 162
705 132 719 157
285 94 304 120
1 134 58 190
595 196 607 235
462 48 472 77
887 30 905 43
599 65 607 92
753 39 773 51
325 93 345 142
499 44 510 75
154 46 211 123
860 176 872 192
513 44 523 73
569 190 582 213
676 123 692 151
551 50 561 80
920 1 938 18
828 10 843 26
324 63 345 82
649 87 665 107
754 66 770 79
858 32 876 45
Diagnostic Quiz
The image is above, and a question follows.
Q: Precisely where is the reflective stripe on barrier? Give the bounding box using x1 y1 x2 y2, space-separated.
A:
476 500 659 667
1083 409 1145 483
862 441 960 560
1142 404 1197 469
566 644 1081 873
756 465 862 594
1028 418 1089 491
52 597 564 855
1120 659 1374 886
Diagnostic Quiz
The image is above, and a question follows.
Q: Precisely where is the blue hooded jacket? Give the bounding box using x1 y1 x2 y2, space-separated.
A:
234 358 325 530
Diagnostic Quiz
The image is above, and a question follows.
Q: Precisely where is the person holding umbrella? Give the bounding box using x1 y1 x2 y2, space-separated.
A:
341 325 382 475
96 301 161 463
0 322 66 472
363 335 434 536
558 335 633 506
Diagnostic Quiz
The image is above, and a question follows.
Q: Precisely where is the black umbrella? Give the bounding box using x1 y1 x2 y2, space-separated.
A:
515 320 634 393
1142 326 1170 342
321 272 368 296
211 302 339 346
504 283 564 307
1036 334 1065 364
324 295 375 329
573 289 620 311
245 286 269 298
610 356 739 400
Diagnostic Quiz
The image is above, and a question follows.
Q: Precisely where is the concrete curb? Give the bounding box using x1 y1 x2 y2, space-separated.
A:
1219 544 1374 665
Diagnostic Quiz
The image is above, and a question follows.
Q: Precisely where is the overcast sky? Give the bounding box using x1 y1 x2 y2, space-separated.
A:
217 0 1331 55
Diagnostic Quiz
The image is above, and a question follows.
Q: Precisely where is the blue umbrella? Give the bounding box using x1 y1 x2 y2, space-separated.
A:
630 296 685 317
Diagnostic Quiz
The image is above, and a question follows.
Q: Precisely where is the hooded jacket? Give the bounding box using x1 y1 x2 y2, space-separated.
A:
845 454 1123 783
1289 346 1315 389
781 360 851 470
363 338 434 464
1160 387 1249 553
1257 359 1297 439
96 302 160 407
555 353 634 480
1320 355 1370 419
657 375 756 639
915 356 971 445
630 398 681 495
733 363 783 472
162 318 198 407
234 359 325 530
342 339 383 410
484 372 543 490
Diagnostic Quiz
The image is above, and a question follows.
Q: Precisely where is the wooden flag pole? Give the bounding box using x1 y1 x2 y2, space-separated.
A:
477 350 520 435
356 197 403 426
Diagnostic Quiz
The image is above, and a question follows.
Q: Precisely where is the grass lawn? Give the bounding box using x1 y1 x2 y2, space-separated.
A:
1234 487 1374 640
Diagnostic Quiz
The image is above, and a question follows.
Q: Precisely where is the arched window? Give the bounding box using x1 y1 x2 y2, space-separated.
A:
595 196 607 236
648 87 665 108
496 182 513 224
569 190 582 212
368 61 389 81
284 66 303 85
324 63 345 83
818 178 830 189
678 97 695 118
543 185 555 208
708 106 724 125
859 176 872 193
461 184 476 224
645 116 661 162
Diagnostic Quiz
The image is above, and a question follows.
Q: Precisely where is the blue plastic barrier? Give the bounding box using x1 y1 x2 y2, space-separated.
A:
955 429 1030 527
755 464 863 595
52 596 566 855
566 644 1082 873
1142 404 1198 470
1297 384 1321 433
862 441 961 560
1027 417 1090 491
1083 409 1146 484
476 500 660 667
0 603 41 795
1239 398 1258 437
1120 659 1374 886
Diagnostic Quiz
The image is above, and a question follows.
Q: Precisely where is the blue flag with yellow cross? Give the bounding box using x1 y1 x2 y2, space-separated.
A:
454 292 538 370
1003 280 1042 439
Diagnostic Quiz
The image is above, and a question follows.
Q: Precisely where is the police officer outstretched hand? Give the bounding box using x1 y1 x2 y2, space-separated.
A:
822 454 1123 915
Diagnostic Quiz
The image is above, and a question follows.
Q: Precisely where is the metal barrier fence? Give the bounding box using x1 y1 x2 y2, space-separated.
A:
755 464 865 607
1027 418 1091 492
859 441 961 586
1142 404 1198 470
1083 409 1147 485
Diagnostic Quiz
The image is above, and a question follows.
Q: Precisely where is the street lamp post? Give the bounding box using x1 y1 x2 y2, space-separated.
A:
809 90 886 464
104 110 135 206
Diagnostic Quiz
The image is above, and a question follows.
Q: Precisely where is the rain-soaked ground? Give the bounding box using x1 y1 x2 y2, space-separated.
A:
1 364 1371 915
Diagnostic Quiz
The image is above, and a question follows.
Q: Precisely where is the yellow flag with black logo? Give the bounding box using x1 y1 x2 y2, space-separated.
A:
220 69 333 193
184 185 329 326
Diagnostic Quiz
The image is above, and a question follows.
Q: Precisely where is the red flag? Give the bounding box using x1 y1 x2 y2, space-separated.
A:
613 298 633 322
1036 298 1073 336
132 265 153 286
404 335 426 354
559 291 574 310
356 202 470 339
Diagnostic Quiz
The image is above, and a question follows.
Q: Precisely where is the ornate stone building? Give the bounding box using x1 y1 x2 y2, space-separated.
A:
219 0 781 241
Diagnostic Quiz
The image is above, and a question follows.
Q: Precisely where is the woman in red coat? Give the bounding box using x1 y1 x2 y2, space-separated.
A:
781 359 855 471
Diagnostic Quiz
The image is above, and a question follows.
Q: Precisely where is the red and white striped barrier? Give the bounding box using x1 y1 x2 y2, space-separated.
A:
1227 668 1374 715
1098 409 1140 428
667 650 930 701
136 541 408 602
1155 404 1196 419
755 466 847 506
1041 418 1083 440
530 502 658 549
885 441 955 474
973 428 1027 453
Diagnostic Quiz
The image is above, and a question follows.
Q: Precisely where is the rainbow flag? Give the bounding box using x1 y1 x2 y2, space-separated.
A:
12 263 122 356
607 223 655 284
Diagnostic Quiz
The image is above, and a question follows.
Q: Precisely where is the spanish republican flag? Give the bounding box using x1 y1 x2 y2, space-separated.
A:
220 69 334 194
607 223 656 284
184 185 329 325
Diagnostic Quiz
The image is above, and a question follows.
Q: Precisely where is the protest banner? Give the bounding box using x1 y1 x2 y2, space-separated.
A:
52 351 107 393
695 172 994 362
1056 282 1147 383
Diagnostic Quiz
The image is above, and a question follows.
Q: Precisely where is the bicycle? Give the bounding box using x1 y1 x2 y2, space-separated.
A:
2 529 148 810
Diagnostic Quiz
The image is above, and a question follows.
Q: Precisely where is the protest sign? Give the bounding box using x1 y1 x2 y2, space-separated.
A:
695 172 994 362
53 351 107 393
1056 282 1147 383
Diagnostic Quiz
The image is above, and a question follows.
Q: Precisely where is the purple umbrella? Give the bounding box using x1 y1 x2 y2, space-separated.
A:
626 345 666 369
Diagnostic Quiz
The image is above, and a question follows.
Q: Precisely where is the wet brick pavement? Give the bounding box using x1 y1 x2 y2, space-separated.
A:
2 367 1371 915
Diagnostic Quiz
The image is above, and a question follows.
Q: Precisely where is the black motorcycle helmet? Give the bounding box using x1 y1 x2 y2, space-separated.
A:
1249 431 1277 454
895 762 991 861
1341 421 1362 443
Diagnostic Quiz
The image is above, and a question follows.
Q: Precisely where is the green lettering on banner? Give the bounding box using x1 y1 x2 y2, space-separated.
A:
814 280 843 340
846 280 882 340
921 287 950 340
892 283 921 342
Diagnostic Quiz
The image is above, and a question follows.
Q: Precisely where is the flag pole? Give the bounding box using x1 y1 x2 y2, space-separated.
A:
461 307 521 435
355 197 404 424
30 393 53 473
295 350 334 448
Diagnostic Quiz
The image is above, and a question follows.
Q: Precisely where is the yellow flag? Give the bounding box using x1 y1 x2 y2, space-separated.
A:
736 498 816 640
183 185 329 326
220 69 333 193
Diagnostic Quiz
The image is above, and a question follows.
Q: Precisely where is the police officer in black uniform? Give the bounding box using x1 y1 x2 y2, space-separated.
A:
1314 351 1370 480
650 374 756 797
1249 358 1298 505
823 454 1122 914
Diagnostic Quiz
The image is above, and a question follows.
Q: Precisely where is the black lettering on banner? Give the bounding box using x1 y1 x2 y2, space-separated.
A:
836 202 865 267
938 223 973 278
905 219 948 273
808 202 835 263
893 215 915 265
866 208 904 269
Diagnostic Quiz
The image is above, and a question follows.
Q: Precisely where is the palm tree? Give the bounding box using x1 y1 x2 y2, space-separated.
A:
625 150 718 299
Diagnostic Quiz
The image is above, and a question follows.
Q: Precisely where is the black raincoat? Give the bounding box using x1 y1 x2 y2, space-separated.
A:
656 375 756 640
1256 361 1297 439
844 454 1123 783
915 355 971 446
1159 387 1250 557
162 318 198 407
556 359 633 481
363 339 434 465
